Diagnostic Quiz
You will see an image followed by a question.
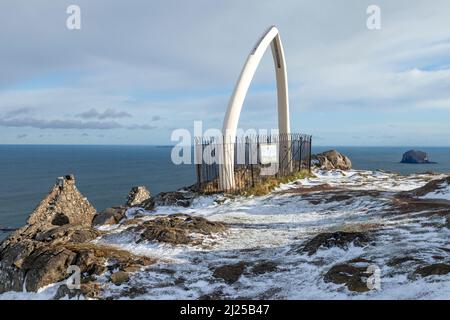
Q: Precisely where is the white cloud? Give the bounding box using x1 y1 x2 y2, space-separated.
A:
1 0 450 145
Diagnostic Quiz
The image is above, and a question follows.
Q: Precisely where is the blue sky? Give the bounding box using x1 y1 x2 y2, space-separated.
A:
1 0 450 146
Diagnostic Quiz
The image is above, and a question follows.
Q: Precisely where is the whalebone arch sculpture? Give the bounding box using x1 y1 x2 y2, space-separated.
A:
219 26 291 190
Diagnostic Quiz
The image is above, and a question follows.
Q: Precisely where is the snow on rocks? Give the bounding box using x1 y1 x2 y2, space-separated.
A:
1 169 450 300
423 186 450 200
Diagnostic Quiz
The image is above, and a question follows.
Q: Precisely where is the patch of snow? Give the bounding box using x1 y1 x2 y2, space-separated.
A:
0 281 65 300
3 169 449 300
421 182 450 200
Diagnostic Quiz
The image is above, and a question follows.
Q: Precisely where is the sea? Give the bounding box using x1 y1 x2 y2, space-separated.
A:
1 145 450 238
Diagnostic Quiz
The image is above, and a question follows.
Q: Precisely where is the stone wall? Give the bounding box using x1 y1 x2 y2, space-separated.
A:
0 174 98 293
27 174 96 230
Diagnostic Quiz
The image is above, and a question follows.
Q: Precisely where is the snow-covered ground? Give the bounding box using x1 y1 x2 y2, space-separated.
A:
1 170 449 300
420 180 450 201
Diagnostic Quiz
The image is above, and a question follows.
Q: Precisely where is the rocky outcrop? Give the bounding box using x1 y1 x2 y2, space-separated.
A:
34 224 100 244
312 150 352 170
0 175 154 295
138 198 155 211
126 186 198 210
53 282 102 300
387 256 421 267
136 213 227 245
212 262 246 284
92 186 153 227
154 191 196 207
110 271 130 286
400 176 450 198
324 258 373 292
92 207 127 226
298 231 371 256
124 187 196 211
401 150 436 164
126 186 151 207
413 263 450 278
250 261 278 275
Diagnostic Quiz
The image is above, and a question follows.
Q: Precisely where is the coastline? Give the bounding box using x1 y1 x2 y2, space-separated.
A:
1 145 450 231
1 164 450 299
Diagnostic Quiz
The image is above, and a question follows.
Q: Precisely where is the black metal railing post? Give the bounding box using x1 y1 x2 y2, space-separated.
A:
298 137 303 172
308 135 312 173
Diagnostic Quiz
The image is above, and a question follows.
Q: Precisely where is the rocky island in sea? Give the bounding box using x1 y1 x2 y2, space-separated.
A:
0 151 449 299
401 149 437 164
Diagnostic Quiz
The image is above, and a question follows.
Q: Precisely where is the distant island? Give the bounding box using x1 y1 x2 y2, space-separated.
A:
401 150 437 164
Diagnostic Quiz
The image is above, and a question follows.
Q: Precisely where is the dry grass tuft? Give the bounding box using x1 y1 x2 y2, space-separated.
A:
240 170 314 197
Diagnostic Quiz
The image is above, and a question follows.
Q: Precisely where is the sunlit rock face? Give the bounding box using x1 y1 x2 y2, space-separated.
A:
312 150 352 170
126 186 151 207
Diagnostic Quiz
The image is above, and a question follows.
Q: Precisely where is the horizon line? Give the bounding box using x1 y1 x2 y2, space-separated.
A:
1 143 450 148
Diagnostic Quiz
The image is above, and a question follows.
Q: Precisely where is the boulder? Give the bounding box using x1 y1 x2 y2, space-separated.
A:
21 247 77 292
53 282 102 300
312 150 352 170
34 225 100 244
137 213 227 245
250 261 278 275
110 271 130 286
65 243 154 274
387 256 421 267
324 258 373 292
154 191 196 207
139 198 155 211
413 263 450 278
212 262 246 284
126 186 151 207
401 150 436 164
52 284 81 300
0 234 153 294
119 286 148 299
92 207 126 226
1 241 155 294
141 226 191 245
298 231 371 256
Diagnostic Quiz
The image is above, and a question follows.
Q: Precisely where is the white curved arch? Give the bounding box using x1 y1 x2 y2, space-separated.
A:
220 26 291 190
